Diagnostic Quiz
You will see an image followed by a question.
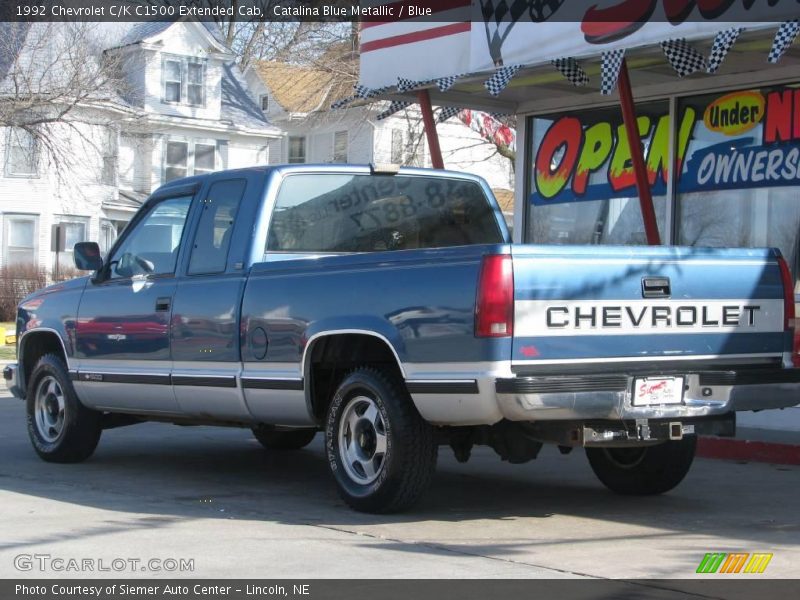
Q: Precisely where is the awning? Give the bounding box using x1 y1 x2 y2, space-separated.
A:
354 3 799 110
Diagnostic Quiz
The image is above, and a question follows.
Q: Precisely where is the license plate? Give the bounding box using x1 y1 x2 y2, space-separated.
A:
632 377 684 406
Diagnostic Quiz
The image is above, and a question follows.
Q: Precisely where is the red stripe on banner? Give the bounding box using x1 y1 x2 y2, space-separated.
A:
361 0 472 28
697 437 800 465
361 22 471 53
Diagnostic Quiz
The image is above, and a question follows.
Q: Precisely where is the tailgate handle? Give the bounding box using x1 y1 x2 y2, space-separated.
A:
642 277 671 298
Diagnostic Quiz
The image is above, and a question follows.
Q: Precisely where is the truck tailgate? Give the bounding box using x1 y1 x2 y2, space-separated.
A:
510 245 787 368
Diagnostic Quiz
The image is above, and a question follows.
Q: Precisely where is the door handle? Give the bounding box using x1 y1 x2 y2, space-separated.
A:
155 297 171 312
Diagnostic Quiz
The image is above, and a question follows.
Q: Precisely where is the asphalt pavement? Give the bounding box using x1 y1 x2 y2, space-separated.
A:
0 390 798 580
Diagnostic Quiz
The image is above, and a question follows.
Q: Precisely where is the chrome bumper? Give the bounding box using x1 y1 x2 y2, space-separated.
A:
3 363 24 399
495 369 800 421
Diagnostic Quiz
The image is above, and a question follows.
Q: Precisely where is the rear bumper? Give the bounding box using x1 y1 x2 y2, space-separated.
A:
3 363 24 399
495 368 800 421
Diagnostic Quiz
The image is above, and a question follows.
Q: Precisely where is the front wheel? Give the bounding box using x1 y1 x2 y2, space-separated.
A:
325 367 437 513
586 436 697 495
26 354 102 463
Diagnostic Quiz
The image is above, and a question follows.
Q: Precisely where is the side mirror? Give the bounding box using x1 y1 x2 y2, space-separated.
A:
73 242 103 271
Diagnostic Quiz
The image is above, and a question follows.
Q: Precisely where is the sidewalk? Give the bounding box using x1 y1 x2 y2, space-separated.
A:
698 426 800 465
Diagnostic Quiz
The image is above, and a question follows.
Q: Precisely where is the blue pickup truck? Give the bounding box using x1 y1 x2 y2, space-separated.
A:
5 165 800 512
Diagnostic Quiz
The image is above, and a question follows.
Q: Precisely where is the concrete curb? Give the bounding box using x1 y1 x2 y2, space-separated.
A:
698 437 800 465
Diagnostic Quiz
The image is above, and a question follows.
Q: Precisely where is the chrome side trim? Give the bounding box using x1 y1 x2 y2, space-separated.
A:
512 353 783 366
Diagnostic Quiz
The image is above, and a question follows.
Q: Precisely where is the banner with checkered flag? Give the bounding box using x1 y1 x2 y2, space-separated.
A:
376 101 411 121
661 38 707 77
768 20 800 63
600 49 625 95
484 64 521 97
437 106 462 123
551 57 588 87
706 27 742 73
481 0 533 66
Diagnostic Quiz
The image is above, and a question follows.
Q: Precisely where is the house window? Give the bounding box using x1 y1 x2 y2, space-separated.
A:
54 218 88 274
100 129 117 186
163 59 182 103
194 143 216 176
260 95 269 111
3 214 38 266
100 219 119 255
391 129 404 164
163 139 217 183
5 128 38 177
333 131 348 163
165 141 189 182
288 136 306 164
162 56 206 107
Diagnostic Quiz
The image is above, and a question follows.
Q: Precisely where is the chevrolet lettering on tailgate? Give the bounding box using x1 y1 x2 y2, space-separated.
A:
4 164 800 513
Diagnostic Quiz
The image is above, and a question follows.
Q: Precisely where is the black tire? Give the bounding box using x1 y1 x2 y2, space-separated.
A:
252 425 317 450
26 354 102 463
325 367 437 513
586 436 697 495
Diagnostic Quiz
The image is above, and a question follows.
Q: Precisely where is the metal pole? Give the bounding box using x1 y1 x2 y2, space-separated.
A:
417 89 445 169
617 58 661 245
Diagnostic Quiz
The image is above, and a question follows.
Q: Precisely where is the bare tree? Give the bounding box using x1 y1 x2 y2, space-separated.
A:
0 22 135 185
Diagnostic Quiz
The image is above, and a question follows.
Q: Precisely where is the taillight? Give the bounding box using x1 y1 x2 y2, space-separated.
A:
777 256 799 367
475 254 514 338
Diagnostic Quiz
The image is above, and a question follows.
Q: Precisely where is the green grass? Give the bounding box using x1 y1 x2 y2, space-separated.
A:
0 322 16 361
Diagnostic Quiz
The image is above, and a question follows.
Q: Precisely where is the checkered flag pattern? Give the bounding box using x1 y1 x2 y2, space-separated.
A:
484 65 521 96
480 0 531 25
600 49 625 95
707 27 742 73
397 78 433 93
551 57 588 87
376 101 411 121
436 75 464 92
354 84 391 100
437 106 462 123
768 20 800 63
661 38 707 77
330 96 356 110
354 84 372 99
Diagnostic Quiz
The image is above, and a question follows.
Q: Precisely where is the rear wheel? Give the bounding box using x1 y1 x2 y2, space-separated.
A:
26 354 102 463
586 437 697 495
252 425 316 450
325 367 437 513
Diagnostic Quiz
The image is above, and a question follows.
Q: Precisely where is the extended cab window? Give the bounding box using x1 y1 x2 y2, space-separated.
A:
266 174 503 253
108 195 192 279
188 179 245 275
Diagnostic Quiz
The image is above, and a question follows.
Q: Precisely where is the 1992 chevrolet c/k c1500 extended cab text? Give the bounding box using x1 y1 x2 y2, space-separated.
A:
5 164 800 512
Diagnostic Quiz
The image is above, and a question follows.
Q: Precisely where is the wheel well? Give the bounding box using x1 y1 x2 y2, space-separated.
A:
21 331 67 386
306 334 403 422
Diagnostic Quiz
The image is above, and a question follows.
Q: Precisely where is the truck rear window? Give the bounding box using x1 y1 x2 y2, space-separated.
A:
266 174 504 253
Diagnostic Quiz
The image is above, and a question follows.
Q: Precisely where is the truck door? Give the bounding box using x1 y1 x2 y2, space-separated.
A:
170 176 252 420
73 189 195 413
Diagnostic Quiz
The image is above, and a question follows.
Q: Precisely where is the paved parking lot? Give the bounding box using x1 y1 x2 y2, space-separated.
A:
0 390 798 580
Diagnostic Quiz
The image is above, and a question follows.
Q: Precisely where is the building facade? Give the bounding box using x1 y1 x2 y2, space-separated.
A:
244 60 515 193
0 20 281 273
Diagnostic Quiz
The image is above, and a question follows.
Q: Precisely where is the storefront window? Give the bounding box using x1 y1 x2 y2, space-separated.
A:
527 102 669 245
676 85 800 274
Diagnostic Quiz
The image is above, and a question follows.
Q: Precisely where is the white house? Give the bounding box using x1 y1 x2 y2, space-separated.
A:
243 60 515 193
0 20 281 272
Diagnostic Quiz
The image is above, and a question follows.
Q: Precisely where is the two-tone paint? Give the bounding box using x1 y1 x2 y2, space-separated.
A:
6 165 800 430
